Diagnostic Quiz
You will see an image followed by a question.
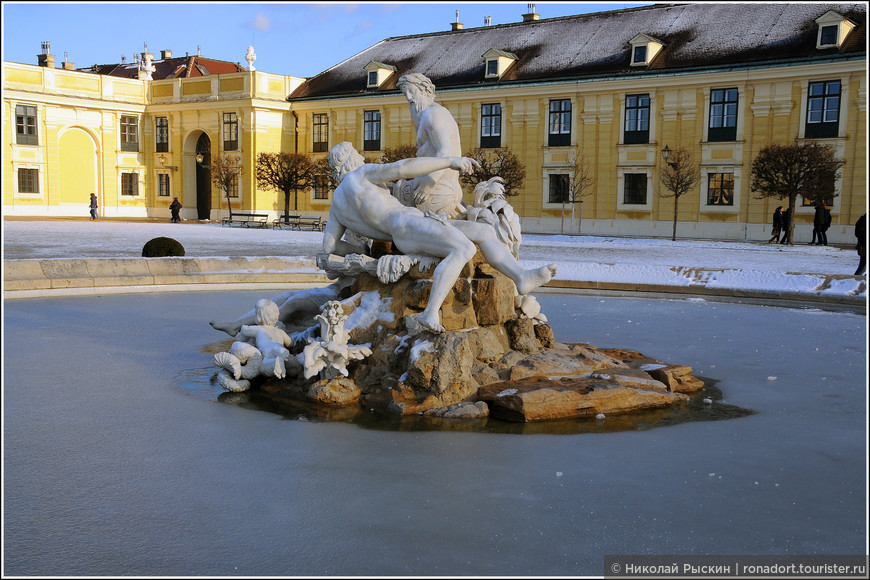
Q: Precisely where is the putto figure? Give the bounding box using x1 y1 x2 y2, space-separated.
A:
393 73 465 217
213 298 294 391
324 141 557 334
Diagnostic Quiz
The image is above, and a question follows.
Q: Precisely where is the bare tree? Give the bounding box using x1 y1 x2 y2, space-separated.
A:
255 152 316 216
562 148 595 235
380 144 418 164
750 141 844 245
210 154 243 214
659 146 701 241
312 156 336 196
460 147 526 197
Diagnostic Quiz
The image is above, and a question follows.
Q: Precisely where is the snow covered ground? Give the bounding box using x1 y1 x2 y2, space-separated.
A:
2 218 866 299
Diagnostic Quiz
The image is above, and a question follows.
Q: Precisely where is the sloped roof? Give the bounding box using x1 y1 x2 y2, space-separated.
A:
289 2 866 100
79 55 245 79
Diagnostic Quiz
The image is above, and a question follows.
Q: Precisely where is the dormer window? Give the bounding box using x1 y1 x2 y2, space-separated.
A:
815 11 856 49
482 48 518 80
629 33 664 67
364 61 396 89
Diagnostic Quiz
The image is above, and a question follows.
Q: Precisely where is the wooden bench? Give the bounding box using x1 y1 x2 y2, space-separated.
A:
221 212 269 228
273 215 324 231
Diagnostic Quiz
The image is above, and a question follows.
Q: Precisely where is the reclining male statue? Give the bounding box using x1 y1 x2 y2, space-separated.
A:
325 141 557 334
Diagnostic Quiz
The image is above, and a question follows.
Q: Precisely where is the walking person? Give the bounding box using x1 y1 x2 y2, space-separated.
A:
819 203 832 246
811 202 831 245
779 207 791 244
89 193 99 221
169 197 182 223
855 213 866 276
769 206 784 244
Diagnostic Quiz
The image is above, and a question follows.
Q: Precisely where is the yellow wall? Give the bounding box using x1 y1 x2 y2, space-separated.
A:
3 57 865 242
288 59 865 241
4 63 304 221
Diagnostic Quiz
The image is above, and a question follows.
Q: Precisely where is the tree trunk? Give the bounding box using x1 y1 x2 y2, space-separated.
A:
284 191 291 217
672 195 679 241
560 201 565 235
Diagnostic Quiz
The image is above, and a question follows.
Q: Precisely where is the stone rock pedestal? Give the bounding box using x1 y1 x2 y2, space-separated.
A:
253 251 705 423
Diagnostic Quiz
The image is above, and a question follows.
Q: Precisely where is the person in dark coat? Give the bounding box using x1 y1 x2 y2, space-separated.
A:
820 203 832 246
769 206 784 244
169 197 182 223
89 193 99 221
811 202 832 245
779 207 791 244
855 213 866 276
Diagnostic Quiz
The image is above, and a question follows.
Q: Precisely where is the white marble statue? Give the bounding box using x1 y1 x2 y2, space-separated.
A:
140 55 155 81
213 298 294 391
392 73 465 217
325 141 557 334
316 252 440 285
300 300 372 380
209 277 355 337
463 176 522 259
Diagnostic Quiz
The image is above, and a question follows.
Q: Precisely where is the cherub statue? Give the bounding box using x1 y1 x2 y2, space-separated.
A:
214 298 294 392
301 300 372 381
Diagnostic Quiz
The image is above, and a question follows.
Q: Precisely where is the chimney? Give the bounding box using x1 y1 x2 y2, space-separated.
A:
121 55 127 64
522 3 539 22
37 41 55 68
62 51 75 70
451 9 464 31
485 16 492 26
161 49 172 60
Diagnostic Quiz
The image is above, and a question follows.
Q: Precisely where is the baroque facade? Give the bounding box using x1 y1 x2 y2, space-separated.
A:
3 3 867 243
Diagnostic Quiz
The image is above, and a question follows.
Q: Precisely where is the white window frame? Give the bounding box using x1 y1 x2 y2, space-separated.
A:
542 167 575 210
699 166 741 214
157 171 172 197
616 169 652 212
14 164 43 197
120 171 141 197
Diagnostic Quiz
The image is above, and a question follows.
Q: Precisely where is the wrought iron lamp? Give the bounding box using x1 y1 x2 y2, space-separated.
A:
661 145 677 169
158 155 177 170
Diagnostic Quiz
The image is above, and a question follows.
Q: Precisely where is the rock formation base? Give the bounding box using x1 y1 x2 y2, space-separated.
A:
248 252 705 423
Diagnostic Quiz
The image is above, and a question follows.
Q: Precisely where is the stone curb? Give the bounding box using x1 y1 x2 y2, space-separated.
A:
543 278 867 310
3 257 867 311
3 257 329 297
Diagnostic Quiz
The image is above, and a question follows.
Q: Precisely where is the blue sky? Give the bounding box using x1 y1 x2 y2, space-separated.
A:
2 2 650 78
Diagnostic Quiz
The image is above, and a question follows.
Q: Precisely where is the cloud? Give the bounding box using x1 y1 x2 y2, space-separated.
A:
249 12 271 32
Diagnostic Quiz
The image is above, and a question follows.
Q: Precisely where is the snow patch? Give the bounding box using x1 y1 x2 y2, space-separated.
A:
410 340 434 363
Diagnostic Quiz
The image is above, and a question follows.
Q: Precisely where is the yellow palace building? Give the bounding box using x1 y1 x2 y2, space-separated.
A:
3 3 866 242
